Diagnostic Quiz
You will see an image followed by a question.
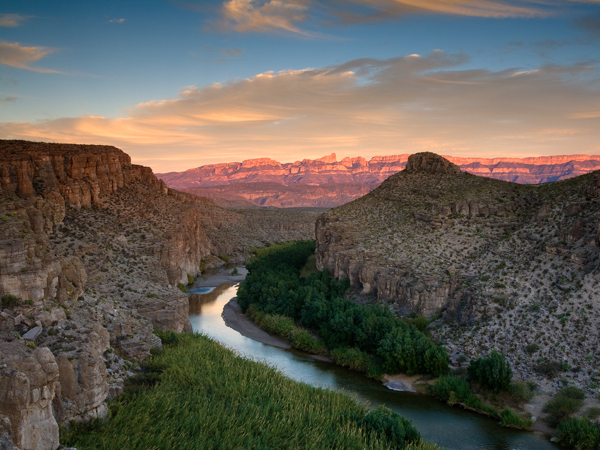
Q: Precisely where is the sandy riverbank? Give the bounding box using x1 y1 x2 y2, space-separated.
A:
222 298 292 349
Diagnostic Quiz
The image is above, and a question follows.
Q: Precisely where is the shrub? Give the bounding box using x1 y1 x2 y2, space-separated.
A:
199 260 206 272
525 343 539 354
154 329 179 346
26 341 36 349
534 360 562 378
1 294 20 309
543 387 585 426
556 418 600 450
430 376 498 417
177 283 186 293
362 405 421 449
146 292 159 299
232 267 238 275
468 350 513 393
218 254 230 263
509 380 535 403
187 274 194 285
499 407 532 429
585 407 600 420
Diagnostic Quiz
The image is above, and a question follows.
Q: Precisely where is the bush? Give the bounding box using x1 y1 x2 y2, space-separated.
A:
1 294 20 309
430 376 498 417
146 292 159 298
509 380 535 403
467 350 513 393
232 267 238 275
199 260 206 272
556 418 600 450
525 343 539 354
534 360 562 378
543 386 585 427
154 329 179 346
499 407 532 429
219 254 230 263
187 274 194 285
362 405 421 449
177 283 186 293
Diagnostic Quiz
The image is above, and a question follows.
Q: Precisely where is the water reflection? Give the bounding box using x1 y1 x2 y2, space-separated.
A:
188 278 561 450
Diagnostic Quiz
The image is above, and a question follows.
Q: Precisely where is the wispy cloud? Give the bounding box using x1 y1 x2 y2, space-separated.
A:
0 14 28 27
220 48 244 56
220 0 311 34
109 18 126 23
0 42 61 73
2 52 599 171
0 96 16 106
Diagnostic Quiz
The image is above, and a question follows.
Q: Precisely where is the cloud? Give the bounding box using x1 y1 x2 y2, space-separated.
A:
0 14 27 27
220 0 311 34
2 51 600 172
109 18 126 23
0 42 61 73
220 48 244 56
577 12 600 36
0 96 16 106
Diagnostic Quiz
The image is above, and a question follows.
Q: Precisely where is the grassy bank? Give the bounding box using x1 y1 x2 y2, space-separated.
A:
62 332 441 450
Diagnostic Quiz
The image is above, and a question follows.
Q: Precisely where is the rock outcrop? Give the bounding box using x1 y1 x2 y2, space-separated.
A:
157 152 600 208
0 140 319 450
316 152 600 393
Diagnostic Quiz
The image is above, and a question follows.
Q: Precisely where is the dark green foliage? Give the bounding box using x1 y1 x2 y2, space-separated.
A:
187 274 194 285
62 333 440 450
238 241 449 377
509 380 535 403
499 408 532 429
534 360 562 378
430 376 498 418
467 350 512 393
525 343 539 354
177 283 186 293
231 267 238 275
556 418 600 450
543 386 585 427
1 294 20 309
362 406 421 449
154 329 179 346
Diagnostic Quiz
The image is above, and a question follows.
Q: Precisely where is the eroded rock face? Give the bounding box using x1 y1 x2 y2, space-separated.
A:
405 152 462 174
0 344 59 450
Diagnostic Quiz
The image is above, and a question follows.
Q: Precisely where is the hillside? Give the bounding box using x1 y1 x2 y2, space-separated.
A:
0 140 318 450
316 152 600 396
157 153 600 208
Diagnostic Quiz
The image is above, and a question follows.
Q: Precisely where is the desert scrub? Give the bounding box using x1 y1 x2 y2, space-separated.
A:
1 294 20 309
218 254 230 263
543 386 585 427
61 333 438 450
187 274 194 285
556 417 600 450
176 283 186 293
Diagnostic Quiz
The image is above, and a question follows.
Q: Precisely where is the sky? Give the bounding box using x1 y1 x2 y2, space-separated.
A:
1 1 600 173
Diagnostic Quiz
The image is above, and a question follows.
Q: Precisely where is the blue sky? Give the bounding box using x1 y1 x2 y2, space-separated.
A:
1 0 599 172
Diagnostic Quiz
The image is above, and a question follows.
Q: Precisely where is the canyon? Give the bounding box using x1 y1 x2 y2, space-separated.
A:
157 153 600 208
0 140 318 450
316 152 600 400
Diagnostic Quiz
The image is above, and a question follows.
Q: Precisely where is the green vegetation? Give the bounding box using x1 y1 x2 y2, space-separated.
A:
467 350 512 393
1 294 20 309
187 274 194 285
238 241 449 378
556 418 600 450
198 260 206 272
525 343 539 354
62 332 438 450
300 254 318 278
543 386 585 427
218 254 230 263
176 283 186 293
231 267 238 275
146 292 160 299
246 306 327 355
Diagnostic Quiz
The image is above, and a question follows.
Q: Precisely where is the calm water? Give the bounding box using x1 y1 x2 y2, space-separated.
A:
188 269 560 450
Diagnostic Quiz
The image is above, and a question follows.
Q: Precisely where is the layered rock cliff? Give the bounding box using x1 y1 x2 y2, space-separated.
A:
0 140 319 450
157 152 600 208
316 152 600 392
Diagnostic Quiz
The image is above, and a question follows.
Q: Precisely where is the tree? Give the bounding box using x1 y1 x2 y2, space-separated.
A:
467 350 512 393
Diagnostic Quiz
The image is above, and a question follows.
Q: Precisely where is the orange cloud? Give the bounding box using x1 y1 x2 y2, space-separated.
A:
0 14 27 27
2 52 599 172
221 0 311 34
0 41 61 73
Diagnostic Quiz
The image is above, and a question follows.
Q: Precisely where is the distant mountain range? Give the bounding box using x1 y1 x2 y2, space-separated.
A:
157 153 600 208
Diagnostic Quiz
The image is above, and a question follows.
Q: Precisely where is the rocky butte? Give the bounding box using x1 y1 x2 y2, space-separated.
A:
0 140 319 450
316 152 600 400
157 153 600 208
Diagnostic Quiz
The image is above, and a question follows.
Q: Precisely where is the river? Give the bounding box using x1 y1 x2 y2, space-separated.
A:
188 267 561 450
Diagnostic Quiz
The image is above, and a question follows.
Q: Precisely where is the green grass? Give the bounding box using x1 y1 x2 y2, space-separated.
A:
556 418 600 450
61 333 439 450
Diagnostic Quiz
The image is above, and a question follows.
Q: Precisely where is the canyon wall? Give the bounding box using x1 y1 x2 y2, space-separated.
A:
157 152 600 208
0 140 318 450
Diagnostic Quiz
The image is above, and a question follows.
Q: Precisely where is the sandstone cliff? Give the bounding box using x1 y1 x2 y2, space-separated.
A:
0 140 318 450
157 152 600 208
316 152 600 394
